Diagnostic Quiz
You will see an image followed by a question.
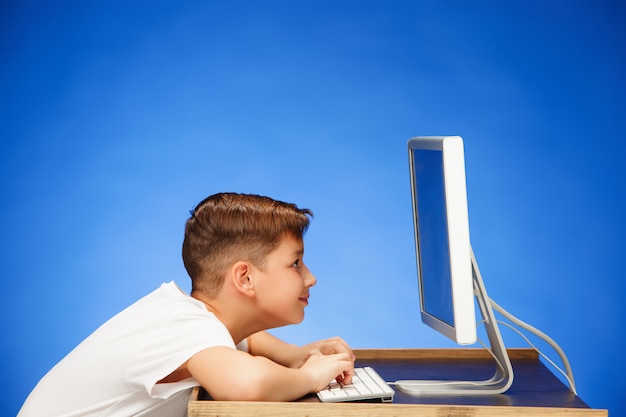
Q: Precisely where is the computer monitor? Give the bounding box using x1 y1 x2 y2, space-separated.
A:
399 136 514 395
408 136 476 345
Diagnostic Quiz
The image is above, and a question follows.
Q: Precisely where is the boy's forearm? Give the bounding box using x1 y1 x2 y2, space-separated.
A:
189 346 315 401
248 331 306 368
244 353 352 401
248 332 355 370
245 355 315 401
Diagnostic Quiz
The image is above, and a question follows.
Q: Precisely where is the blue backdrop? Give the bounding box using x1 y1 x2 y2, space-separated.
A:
2 1 624 415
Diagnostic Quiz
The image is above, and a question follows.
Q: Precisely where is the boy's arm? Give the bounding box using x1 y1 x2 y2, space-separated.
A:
187 345 353 401
248 331 355 369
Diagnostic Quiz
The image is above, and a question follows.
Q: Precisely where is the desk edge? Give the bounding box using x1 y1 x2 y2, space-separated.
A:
353 347 538 360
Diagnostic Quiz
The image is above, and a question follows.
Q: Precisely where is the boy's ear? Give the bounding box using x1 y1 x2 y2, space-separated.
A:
230 261 255 296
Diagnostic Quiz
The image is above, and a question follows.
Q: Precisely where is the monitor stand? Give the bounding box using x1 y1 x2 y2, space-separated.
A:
394 247 514 395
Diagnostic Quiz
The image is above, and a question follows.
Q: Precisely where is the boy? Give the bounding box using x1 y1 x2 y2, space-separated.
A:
19 192 355 417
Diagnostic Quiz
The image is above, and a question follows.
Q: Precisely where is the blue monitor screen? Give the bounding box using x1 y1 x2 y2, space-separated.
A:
412 148 454 327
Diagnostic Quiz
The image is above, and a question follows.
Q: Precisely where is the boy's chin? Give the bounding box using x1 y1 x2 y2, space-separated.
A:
269 314 305 329
289 312 306 325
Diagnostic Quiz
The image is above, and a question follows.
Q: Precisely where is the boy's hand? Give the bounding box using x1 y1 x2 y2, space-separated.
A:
246 332 356 384
300 352 355 391
302 336 356 362
299 337 355 386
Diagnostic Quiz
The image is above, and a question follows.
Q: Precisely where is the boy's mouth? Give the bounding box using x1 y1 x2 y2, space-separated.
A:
299 296 309 305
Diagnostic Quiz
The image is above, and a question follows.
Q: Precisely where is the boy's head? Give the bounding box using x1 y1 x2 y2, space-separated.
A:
182 192 313 296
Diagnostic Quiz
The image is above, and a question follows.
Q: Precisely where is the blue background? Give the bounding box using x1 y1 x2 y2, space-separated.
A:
2 1 624 415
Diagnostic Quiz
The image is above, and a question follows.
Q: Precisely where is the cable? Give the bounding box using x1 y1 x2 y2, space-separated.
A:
473 327 505 372
496 320 577 394
489 297 577 394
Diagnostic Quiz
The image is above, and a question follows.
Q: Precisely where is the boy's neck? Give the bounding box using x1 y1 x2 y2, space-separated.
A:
191 291 264 345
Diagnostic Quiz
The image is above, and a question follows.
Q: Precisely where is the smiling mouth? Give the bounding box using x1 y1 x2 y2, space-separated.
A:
299 297 309 305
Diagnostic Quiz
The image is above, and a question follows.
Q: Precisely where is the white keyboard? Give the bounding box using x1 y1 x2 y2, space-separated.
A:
317 367 395 402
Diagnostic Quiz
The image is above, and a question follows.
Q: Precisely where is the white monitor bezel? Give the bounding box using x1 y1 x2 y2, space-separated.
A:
408 136 476 345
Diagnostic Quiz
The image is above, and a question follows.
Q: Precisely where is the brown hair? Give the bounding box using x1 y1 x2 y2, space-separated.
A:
182 193 313 296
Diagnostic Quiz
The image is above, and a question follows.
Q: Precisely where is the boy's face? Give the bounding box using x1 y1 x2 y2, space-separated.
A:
251 234 317 328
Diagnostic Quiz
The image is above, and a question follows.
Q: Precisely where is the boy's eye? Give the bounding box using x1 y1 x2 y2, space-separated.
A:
292 259 301 268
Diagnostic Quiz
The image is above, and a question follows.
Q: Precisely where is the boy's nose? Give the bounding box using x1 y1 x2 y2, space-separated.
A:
305 268 317 287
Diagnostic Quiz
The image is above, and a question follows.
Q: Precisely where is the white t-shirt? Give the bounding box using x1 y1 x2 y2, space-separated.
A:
18 282 245 417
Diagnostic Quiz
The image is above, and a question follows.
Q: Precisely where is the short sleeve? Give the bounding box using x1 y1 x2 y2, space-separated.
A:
124 288 236 399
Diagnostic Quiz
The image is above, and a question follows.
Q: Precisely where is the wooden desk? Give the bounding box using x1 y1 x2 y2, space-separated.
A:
188 348 608 416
